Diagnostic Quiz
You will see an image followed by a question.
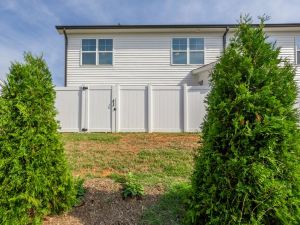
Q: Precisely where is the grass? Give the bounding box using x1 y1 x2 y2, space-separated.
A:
61 132 199 224
63 132 198 189
140 182 192 225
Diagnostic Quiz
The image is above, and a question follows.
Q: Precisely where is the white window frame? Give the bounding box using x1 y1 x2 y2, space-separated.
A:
295 37 300 65
171 37 205 65
98 39 114 65
80 38 114 66
171 38 188 65
81 38 97 66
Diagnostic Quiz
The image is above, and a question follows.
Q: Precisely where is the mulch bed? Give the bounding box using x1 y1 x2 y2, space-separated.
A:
43 178 162 225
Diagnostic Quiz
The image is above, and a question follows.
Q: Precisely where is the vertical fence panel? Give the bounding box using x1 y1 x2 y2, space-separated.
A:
119 86 148 132
55 87 81 132
187 86 210 132
152 86 183 132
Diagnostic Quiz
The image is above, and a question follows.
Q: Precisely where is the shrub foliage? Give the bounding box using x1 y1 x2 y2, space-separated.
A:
0 53 76 224
187 16 300 224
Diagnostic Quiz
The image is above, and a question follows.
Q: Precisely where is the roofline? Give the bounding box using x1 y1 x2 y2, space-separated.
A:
56 23 300 31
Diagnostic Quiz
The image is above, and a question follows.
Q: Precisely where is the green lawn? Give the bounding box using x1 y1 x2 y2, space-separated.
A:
61 132 199 224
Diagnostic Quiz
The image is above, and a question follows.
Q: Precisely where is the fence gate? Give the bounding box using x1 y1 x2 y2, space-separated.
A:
86 85 116 132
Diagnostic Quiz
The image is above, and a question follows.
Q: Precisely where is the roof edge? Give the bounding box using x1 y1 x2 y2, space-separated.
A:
56 23 300 31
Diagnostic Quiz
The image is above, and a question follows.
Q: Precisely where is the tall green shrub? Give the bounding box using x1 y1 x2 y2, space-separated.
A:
186 16 300 225
0 53 76 224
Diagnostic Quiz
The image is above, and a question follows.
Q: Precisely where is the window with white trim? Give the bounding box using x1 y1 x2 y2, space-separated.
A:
82 39 96 65
98 39 113 65
172 38 204 65
296 37 300 65
81 38 113 65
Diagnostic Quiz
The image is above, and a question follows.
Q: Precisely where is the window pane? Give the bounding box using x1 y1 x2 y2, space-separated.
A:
190 51 204 64
190 38 204 50
172 52 187 64
297 51 300 64
82 39 96 51
99 39 113 51
172 38 187 50
99 52 113 64
82 52 96 65
296 37 300 50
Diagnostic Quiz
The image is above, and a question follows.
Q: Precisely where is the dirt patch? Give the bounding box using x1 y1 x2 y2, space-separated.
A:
43 178 161 225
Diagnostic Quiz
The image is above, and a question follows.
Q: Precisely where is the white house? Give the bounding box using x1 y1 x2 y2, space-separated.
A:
56 24 300 87
54 24 300 133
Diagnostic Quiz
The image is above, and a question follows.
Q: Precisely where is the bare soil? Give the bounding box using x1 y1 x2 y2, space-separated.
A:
44 179 161 225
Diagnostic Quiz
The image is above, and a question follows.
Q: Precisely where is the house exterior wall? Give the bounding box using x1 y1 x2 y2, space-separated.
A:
227 31 300 83
66 32 223 86
66 30 300 87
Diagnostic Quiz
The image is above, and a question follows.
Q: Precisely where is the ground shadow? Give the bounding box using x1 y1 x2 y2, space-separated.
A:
43 178 162 225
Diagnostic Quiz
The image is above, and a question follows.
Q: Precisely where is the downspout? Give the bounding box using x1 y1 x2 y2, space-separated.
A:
223 26 230 52
63 28 68 87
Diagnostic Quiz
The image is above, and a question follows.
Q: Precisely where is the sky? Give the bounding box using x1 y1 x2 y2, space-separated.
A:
1 0 300 86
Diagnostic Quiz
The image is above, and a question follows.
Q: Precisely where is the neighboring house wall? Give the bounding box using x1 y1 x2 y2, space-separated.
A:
66 32 223 86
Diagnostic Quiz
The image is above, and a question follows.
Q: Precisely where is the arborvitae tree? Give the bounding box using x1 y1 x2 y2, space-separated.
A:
186 16 300 225
0 53 76 224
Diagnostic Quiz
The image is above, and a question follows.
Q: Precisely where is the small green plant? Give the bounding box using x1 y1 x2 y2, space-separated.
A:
74 178 86 206
121 172 144 199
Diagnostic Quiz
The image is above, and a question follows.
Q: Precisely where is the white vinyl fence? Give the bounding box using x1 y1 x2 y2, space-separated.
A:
55 84 209 133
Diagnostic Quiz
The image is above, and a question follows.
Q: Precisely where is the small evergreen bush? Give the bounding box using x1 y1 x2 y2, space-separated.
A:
0 53 76 224
186 16 300 224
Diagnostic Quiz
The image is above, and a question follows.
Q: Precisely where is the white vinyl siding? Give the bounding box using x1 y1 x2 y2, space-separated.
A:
67 33 222 86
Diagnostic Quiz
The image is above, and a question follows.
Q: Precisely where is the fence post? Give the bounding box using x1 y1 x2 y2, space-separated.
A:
183 84 188 132
81 85 89 132
148 83 152 133
115 84 120 133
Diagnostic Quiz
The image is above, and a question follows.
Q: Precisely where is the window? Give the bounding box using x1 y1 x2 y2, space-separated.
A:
172 38 204 65
81 38 113 65
172 38 187 64
82 39 96 65
189 38 204 64
296 37 300 65
99 39 113 65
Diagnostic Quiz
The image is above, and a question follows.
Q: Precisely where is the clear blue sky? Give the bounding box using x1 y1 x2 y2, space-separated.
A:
0 0 300 86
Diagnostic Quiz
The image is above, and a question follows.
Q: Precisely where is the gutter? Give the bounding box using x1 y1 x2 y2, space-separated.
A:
223 26 229 51
63 28 68 87
55 23 300 31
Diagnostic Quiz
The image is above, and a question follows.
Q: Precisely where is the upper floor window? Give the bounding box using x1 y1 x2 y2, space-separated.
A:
296 37 300 65
82 39 96 65
172 38 204 65
81 39 113 65
99 39 113 65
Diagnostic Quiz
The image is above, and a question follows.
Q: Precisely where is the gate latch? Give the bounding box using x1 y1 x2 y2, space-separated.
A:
112 99 116 111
